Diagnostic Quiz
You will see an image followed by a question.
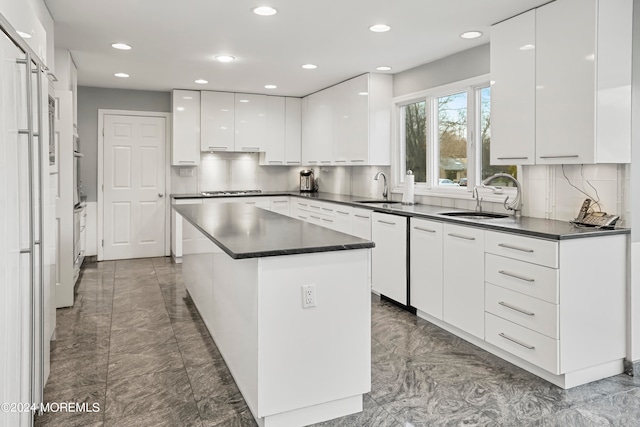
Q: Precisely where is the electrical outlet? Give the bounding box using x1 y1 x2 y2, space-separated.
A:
301 284 316 308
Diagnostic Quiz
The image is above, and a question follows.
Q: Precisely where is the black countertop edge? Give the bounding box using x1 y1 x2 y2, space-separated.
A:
171 192 630 241
174 203 374 259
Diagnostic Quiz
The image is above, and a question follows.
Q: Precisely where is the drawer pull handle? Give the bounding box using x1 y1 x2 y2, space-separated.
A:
273 201 287 204
298 203 308 207
310 215 321 220
498 270 535 283
337 211 349 215
539 155 579 159
497 156 528 160
498 243 534 253
322 207 333 211
310 205 321 209
322 218 333 223
448 233 475 241
354 214 369 219
498 301 535 316
378 220 396 225
499 333 535 350
298 215 307 219
286 161 300 164
415 226 436 233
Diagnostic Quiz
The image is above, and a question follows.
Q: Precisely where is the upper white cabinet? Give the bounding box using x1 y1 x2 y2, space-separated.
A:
200 91 234 152
490 0 632 165
302 73 392 166
260 97 302 165
489 10 536 166
234 93 267 152
171 90 200 166
54 49 78 133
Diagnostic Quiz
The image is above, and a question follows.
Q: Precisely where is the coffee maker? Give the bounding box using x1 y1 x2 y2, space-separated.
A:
299 169 316 192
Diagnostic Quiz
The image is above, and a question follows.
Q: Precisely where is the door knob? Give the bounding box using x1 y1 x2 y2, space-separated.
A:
158 193 164 197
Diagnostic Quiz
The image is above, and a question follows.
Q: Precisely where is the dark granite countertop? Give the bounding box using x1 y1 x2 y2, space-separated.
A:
172 191 630 241
173 203 374 259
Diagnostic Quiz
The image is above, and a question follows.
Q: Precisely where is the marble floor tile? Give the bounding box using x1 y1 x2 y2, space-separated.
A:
195 391 249 423
110 307 171 331
200 410 257 427
45 353 108 396
36 384 105 427
54 314 112 342
176 334 223 368
151 256 176 269
110 291 167 314
102 401 202 427
311 395 399 427
109 324 176 355
107 342 184 380
104 368 195 420
56 296 113 318
50 336 110 362
172 318 212 341
186 360 236 402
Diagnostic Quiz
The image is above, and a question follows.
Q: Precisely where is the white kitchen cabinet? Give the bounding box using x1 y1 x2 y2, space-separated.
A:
410 218 444 319
259 97 302 166
371 212 407 305
332 205 352 234
443 223 485 339
302 73 392 166
234 93 267 152
201 91 234 152
351 208 372 240
490 0 632 166
54 48 78 133
285 97 302 165
171 90 200 166
489 10 536 166
535 0 631 164
171 198 203 261
270 196 289 216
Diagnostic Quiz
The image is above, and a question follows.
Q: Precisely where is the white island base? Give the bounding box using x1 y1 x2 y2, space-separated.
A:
182 221 372 427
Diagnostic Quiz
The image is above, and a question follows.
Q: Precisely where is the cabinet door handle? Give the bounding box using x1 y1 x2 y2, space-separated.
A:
497 157 528 160
321 160 332 164
298 215 307 220
335 160 346 163
498 333 535 350
178 160 196 164
321 207 333 211
273 200 287 204
287 161 300 164
310 205 321 209
268 161 283 164
448 233 475 241
322 218 333 223
354 214 369 219
351 159 365 163
245 202 256 204
377 220 396 225
241 147 260 151
498 243 534 253
310 215 321 220
539 155 579 159
498 301 535 316
308 161 318 164
498 270 535 283
208 146 228 151
336 211 349 215
298 203 308 207
414 226 436 233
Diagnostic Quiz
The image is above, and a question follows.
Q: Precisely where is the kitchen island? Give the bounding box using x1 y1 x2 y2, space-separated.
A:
173 203 374 427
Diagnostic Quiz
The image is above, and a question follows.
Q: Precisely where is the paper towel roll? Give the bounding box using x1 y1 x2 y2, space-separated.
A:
402 172 415 205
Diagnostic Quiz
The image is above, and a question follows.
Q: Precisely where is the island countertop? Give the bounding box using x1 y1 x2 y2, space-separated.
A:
174 202 374 259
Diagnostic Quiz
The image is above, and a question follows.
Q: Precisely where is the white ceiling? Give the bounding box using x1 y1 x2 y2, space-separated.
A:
45 0 551 97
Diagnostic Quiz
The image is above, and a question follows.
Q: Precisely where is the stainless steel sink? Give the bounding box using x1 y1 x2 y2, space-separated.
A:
440 211 509 219
355 200 403 204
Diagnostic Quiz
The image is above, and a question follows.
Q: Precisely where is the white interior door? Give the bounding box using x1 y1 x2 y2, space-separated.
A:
103 114 166 260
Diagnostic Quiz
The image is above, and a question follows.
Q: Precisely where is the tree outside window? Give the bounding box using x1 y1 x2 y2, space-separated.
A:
404 101 426 182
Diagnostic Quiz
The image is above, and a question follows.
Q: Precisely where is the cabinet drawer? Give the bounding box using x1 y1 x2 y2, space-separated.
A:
486 313 559 374
485 231 558 268
485 283 558 339
485 253 559 303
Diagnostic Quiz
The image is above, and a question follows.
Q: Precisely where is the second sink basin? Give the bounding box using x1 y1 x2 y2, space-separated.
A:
440 211 509 219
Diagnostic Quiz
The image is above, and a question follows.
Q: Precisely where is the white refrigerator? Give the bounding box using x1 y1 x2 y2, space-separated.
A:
0 16 49 427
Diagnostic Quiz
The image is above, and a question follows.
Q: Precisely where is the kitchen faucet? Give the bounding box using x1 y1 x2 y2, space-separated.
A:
481 173 522 217
374 172 388 200
472 187 483 212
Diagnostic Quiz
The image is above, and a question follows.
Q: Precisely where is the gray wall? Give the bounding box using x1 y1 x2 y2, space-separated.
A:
77 86 171 201
393 44 490 97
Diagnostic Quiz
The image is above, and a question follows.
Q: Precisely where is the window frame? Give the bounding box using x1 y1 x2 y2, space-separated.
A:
391 74 518 201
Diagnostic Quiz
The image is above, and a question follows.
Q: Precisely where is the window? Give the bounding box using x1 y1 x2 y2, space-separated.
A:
395 76 516 192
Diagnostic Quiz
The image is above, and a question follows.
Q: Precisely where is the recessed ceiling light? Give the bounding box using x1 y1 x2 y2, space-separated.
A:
264 84 277 89
111 43 132 50
114 72 129 78
376 66 392 71
301 64 317 69
519 44 535 51
369 24 391 33
215 55 235 63
195 79 208 84
253 6 277 16
239 99 250 103
460 31 482 39
17 31 32 39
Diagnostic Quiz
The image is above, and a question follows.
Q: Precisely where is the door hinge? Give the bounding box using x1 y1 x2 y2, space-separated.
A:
101 239 104 247
102 184 104 192
102 128 104 136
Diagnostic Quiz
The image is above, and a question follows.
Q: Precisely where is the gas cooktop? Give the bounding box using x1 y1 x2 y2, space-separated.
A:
200 190 262 197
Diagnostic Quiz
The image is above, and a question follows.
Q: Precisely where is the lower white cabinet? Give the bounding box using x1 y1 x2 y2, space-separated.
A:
351 208 372 240
443 223 485 340
410 218 444 319
371 212 407 305
270 197 289 216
